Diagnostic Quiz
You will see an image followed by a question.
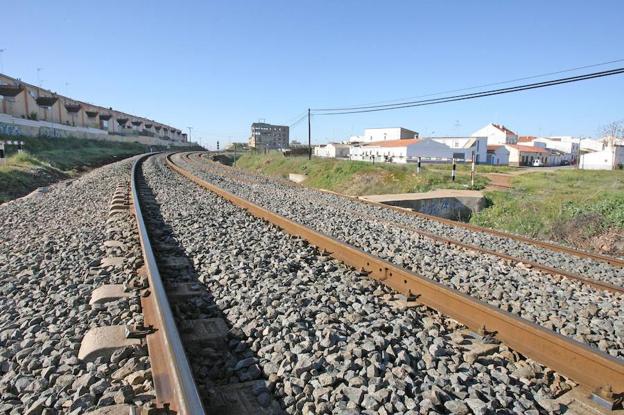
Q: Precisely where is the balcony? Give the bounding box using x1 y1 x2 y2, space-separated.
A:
0 84 24 97
131 120 142 126
99 113 112 120
36 96 58 107
65 103 81 113
85 110 99 118
116 118 129 126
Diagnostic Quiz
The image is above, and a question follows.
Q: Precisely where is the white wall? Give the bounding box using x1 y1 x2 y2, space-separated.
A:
580 147 624 170
431 137 487 163
349 127 417 143
350 145 408 162
580 139 606 152
487 146 510 165
314 144 350 158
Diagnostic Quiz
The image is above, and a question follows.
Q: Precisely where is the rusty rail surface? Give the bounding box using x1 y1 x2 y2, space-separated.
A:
131 154 206 415
168 152 624 398
183 152 624 294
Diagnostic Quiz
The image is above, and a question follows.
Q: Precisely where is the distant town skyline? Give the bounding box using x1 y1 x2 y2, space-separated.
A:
3 1 624 148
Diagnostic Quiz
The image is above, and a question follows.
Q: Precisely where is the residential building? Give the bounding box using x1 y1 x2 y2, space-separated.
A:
314 143 351 158
429 136 487 163
350 137 482 164
349 127 418 143
519 136 580 163
249 122 289 149
0 72 184 143
506 144 550 166
472 123 518 145
579 145 624 170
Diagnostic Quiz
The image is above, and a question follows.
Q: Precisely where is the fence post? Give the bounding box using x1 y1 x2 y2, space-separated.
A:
417 156 421 174
451 158 456 181
471 154 475 187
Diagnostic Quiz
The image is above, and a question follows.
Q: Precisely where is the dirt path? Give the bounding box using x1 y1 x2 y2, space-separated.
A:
483 173 513 190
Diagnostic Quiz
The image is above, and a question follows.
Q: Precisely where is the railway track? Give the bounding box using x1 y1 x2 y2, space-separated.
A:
187 151 624 291
164 151 624 410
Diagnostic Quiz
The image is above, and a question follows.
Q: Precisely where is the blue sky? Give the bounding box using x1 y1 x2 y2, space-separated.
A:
2 1 624 147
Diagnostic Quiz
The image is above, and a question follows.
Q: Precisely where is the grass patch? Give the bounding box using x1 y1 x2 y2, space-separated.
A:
0 135 196 202
470 169 624 253
235 152 490 196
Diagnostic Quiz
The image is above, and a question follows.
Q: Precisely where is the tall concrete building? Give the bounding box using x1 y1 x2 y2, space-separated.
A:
249 122 289 149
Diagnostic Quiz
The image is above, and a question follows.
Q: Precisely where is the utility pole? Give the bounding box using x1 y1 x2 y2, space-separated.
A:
0 49 5 73
307 108 311 160
187 126 193 145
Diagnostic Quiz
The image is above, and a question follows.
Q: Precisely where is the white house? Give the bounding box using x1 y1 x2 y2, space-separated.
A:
472 123 518 145
349 127 418 143
313 143 351 158
519 136 579 164
487 144 553 166
350 137 484 164
579 146 624 170
429 136 487 163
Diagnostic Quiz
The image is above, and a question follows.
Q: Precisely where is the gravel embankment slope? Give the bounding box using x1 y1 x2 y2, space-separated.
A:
0 157 154 414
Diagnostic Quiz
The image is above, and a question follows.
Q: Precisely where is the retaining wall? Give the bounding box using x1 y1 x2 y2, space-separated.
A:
0 114 187 147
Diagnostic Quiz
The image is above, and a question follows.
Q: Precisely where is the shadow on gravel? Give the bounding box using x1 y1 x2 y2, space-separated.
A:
136 164 282 413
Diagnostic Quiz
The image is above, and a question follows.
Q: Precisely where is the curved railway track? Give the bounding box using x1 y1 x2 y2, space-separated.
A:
167 151 624 406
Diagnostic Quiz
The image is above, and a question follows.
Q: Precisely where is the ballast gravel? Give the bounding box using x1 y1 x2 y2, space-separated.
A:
142 154 575 414
0 157 155 414
172 153 624 359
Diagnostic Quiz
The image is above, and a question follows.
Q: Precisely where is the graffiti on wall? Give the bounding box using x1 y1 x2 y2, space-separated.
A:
39 126 65 138
0 122 22 137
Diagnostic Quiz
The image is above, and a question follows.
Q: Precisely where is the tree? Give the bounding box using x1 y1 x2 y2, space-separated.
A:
600 120 624 147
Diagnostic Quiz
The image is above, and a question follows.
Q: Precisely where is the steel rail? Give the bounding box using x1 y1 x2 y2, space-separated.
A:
131 154 206 415
183 152 624 294
168 152 624 397
348 210 624 294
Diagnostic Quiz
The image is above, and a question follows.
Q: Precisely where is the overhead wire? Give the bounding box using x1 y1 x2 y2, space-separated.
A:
312 58 624 111
312 67 624 115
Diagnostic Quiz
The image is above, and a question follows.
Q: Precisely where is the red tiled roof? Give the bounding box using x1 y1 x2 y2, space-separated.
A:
507 144 550 154
364 138 421 148
492 124 517 136
518 136 536 143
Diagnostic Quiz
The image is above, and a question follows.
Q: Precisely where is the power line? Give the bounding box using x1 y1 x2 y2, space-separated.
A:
313 58 624 111
289 112 309 128
312 67 624 115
